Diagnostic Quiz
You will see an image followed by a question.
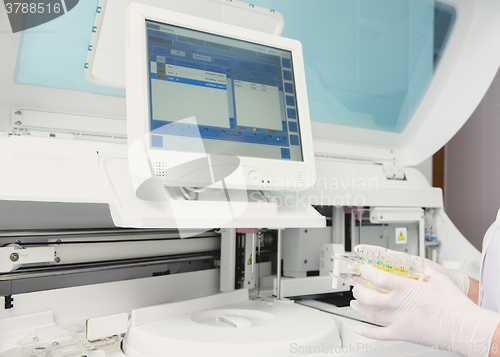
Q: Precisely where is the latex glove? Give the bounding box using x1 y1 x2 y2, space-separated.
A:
350 265 500 356
354 244 470 295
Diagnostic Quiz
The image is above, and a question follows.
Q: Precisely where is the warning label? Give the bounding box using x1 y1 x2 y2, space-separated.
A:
395 227 407 245
247 254 252 265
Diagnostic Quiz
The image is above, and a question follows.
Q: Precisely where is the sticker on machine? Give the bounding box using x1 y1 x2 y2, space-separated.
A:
395 227 407 245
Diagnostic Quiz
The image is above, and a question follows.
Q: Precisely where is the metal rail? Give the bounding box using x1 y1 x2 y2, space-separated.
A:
0 252 218 281
0 229 218 243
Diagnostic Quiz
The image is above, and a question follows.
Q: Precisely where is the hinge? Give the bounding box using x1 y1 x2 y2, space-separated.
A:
312 140 406 180
380 161 405 180
10 109 127 142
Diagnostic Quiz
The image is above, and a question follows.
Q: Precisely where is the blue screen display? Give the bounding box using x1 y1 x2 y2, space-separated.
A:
146 20 303 162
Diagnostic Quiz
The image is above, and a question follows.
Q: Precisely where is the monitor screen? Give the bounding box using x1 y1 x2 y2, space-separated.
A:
145 19 304 162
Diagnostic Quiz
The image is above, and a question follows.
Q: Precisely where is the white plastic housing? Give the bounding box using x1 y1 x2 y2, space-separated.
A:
124 290 341 357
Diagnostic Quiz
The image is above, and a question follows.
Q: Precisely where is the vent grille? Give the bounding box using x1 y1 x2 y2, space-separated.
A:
151 161 167 177
295 171 307 185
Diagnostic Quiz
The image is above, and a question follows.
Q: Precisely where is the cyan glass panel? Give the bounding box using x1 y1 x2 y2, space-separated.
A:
15 0 125 97
249 0 435 133
13 0 443 132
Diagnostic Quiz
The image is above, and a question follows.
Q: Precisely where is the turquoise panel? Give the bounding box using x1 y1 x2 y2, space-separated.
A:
249 0 435 133
15 0 125 97
14 0 437 130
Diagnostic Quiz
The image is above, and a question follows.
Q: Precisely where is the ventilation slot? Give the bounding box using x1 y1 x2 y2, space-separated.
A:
151 161 167 177
295 171 307 186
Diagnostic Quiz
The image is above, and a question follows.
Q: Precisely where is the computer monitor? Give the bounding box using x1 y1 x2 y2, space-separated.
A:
125 3 315 193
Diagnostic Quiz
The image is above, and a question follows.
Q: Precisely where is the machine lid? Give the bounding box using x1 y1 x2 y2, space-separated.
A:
85 0 285 88
9 0 500 168
306 0 500 166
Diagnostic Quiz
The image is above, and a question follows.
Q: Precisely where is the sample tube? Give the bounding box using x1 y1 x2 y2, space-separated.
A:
376 252 383 269
401 255 410 276
367 251 373 266
417 257 425 275
358 249 365 264
386 254 394 272
409 257 418 277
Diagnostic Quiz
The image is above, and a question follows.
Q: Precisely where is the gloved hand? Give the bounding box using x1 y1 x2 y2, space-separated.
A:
350 265 500 357
354 244 470 295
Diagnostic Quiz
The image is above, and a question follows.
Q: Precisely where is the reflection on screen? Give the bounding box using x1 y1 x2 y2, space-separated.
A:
145 20 303 162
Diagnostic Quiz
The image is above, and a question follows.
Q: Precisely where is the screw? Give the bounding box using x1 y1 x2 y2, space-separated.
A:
52 342 59 347
55 239 62 244
14 239 21 244
14 121 22 126
55 257 61 263
10 253 19 262
304 260 307 264
15 111 21 115
304 229 308 233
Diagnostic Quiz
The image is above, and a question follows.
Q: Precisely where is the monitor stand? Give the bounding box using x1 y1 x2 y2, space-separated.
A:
103 156 325 231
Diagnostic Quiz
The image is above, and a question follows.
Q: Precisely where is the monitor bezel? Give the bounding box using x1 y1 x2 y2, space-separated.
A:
125 3 316 192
